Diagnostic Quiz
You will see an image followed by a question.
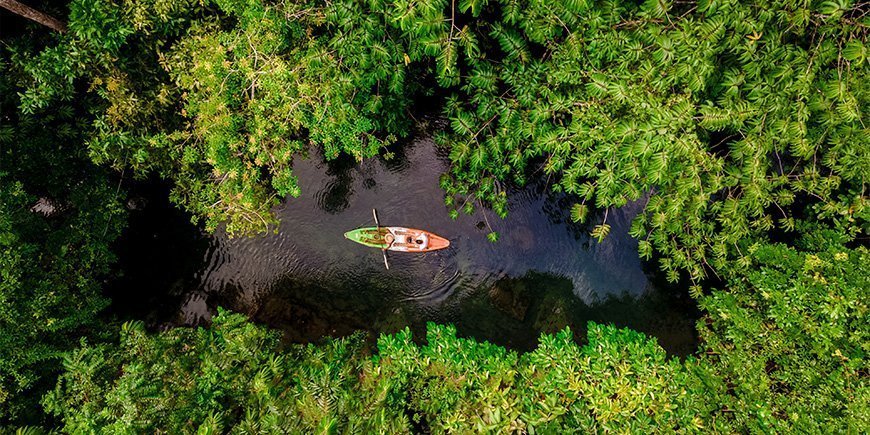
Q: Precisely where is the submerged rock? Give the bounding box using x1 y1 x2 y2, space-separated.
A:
488 278 531 321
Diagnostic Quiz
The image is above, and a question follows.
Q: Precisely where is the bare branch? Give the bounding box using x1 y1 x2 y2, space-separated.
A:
0 0 67 32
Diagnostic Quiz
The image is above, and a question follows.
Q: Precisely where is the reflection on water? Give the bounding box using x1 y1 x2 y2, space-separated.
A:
316 154 357 214
109 132 699 355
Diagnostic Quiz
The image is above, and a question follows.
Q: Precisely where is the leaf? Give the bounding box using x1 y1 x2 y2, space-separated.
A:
818 0 846 16
638 240 653 259
842 40 866 64
641 0 671 18
570 203 588 223
489 24 528 62
459 0 488 17
576 182 595 201
487 231 499 242
591 224 611 242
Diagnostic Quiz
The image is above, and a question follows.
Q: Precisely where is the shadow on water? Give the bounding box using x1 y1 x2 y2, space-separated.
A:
455 271 699 355
316 153 357 215
108 132 701 356
105 179 212 327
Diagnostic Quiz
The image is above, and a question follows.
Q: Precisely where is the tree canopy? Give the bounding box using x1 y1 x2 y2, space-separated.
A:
11 0 866 279
0 0 867 431
0 51 125 422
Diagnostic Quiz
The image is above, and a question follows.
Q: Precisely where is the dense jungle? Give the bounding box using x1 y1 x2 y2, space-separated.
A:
0 0 867 432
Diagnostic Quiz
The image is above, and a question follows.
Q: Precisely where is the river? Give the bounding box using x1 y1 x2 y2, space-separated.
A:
108 129 699 355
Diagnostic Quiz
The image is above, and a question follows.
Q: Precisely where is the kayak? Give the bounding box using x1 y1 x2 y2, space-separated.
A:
344 227 450 252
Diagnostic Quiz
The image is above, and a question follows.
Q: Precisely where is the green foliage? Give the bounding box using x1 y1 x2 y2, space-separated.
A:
428 0 869 281
13 0 416 235
518 324 708 432
15 0 867 278
45 309 707 433
377 322 710 433
0 55 125 423
4 1 868 432
591 223 611 243
570 203 588 223
42 308 410 433
43 309 409 433
696 230 869 432
158 0 414 233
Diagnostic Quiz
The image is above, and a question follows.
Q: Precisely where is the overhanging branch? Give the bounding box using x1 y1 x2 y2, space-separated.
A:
0 0 67 33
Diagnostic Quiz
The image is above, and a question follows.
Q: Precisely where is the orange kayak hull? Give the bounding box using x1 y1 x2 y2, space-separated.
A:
344 227 450 252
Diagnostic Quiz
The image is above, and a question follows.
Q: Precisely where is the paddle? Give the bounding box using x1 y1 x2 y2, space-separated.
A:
373 208 389 270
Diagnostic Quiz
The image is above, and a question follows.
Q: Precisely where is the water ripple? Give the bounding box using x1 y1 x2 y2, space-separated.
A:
146 135 699 354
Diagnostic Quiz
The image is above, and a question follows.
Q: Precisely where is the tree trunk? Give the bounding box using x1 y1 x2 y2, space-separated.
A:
0 0 67 33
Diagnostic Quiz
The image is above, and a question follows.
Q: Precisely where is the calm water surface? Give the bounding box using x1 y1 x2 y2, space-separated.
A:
110 132 699 355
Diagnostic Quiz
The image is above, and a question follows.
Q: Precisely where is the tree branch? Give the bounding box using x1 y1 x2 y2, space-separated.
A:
0 0 67 32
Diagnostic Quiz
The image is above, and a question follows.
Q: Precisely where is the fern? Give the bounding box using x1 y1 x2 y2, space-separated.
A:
570 203 588 223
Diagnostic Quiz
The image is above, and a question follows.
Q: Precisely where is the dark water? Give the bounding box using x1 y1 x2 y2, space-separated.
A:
109 132 699 355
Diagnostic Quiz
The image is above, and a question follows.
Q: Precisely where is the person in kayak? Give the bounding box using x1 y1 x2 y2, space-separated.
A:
384 233 395 249
415 233 429 250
